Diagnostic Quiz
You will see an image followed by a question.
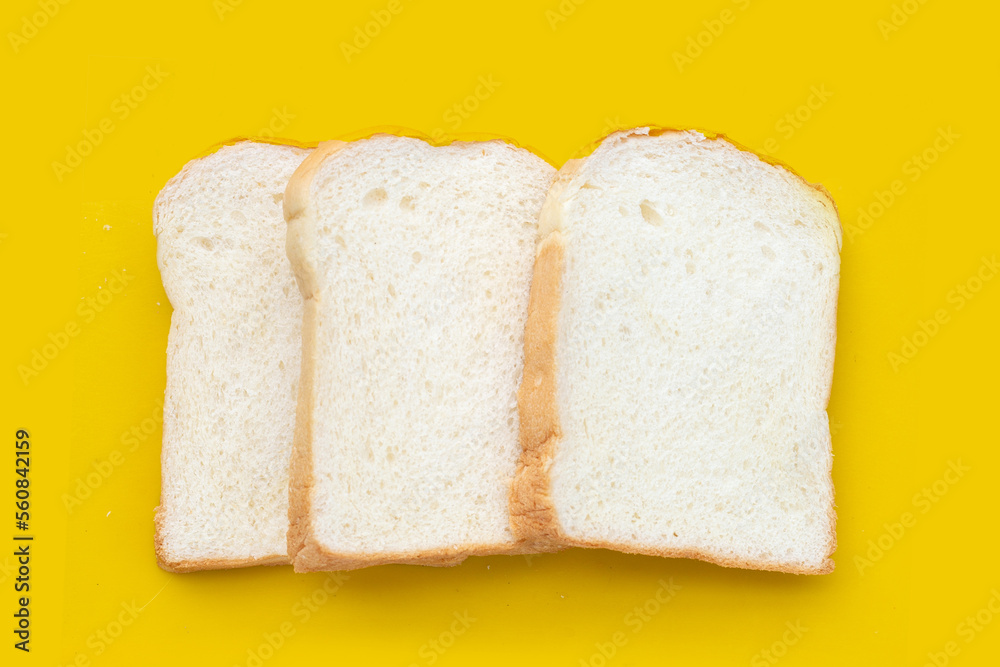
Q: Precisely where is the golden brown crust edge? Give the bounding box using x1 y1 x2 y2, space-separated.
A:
563 538 833 575
509 233 568 551
292 542 535 574
821 207 841 572
508 158 587 552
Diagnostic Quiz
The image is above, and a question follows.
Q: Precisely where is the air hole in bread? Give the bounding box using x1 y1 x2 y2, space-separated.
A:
362 187 388 207
399 195 416 211
640 200 664 226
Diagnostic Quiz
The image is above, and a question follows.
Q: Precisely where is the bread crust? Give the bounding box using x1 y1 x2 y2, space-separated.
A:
561 538 833 575
508 157 590 553
283 141 346 569
511 128 838 575
292 542 532 573
509 232 569 550
573 125 841 225
153 139 311 573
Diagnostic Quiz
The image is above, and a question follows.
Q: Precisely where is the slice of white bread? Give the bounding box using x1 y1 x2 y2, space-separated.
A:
511 128 841 574
153 141 311 572
284 134 556 572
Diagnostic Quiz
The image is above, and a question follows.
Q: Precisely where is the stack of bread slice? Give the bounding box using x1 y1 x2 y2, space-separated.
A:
153 128 840 575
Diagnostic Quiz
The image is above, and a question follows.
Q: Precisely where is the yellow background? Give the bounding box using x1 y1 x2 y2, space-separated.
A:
2 0 998 665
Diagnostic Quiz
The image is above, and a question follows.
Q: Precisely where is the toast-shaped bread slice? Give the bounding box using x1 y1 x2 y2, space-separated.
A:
511 128 840 574
153 141 310 571
285 135 556 571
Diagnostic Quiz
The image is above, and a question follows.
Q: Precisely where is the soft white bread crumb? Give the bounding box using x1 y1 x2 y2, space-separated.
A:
286 135 555 571
153 141 310 571
515 128 840 574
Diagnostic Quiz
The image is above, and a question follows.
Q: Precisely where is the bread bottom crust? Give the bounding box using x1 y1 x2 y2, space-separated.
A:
562 538 834 575
154 506 289 573
291 540 540 573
